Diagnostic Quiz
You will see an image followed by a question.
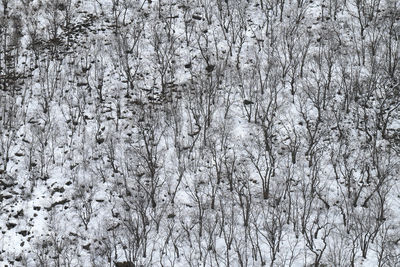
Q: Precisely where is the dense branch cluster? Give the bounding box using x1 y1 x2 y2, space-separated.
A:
0 0 400 266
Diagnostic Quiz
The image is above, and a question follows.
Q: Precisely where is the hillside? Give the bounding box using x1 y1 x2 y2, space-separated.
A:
0 0 400 266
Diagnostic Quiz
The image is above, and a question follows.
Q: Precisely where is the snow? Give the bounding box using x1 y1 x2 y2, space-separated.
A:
0 0 399 266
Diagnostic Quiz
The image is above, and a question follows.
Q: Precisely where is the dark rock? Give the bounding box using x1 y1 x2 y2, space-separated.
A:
18 230 29 237
0 178 16 189
96 137 105 145
243 100 254 105
46 199 70 211
69 163 78 170
192 14 203 20
51 186 65 195
13 209 24 218
205 64 215 73
6 223 16 230
77 82 88 87
115 261 135 267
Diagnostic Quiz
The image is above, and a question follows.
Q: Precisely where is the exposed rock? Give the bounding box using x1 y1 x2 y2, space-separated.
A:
114 261 135 267
6 223 16 230
18 230 29 237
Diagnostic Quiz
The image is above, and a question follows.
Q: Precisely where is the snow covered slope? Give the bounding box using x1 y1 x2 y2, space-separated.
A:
0 0 400 266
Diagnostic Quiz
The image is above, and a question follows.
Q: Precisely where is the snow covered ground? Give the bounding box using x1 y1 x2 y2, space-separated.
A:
0 0 400 266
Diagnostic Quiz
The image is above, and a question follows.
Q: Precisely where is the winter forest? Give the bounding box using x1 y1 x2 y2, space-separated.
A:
0 0 400 266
